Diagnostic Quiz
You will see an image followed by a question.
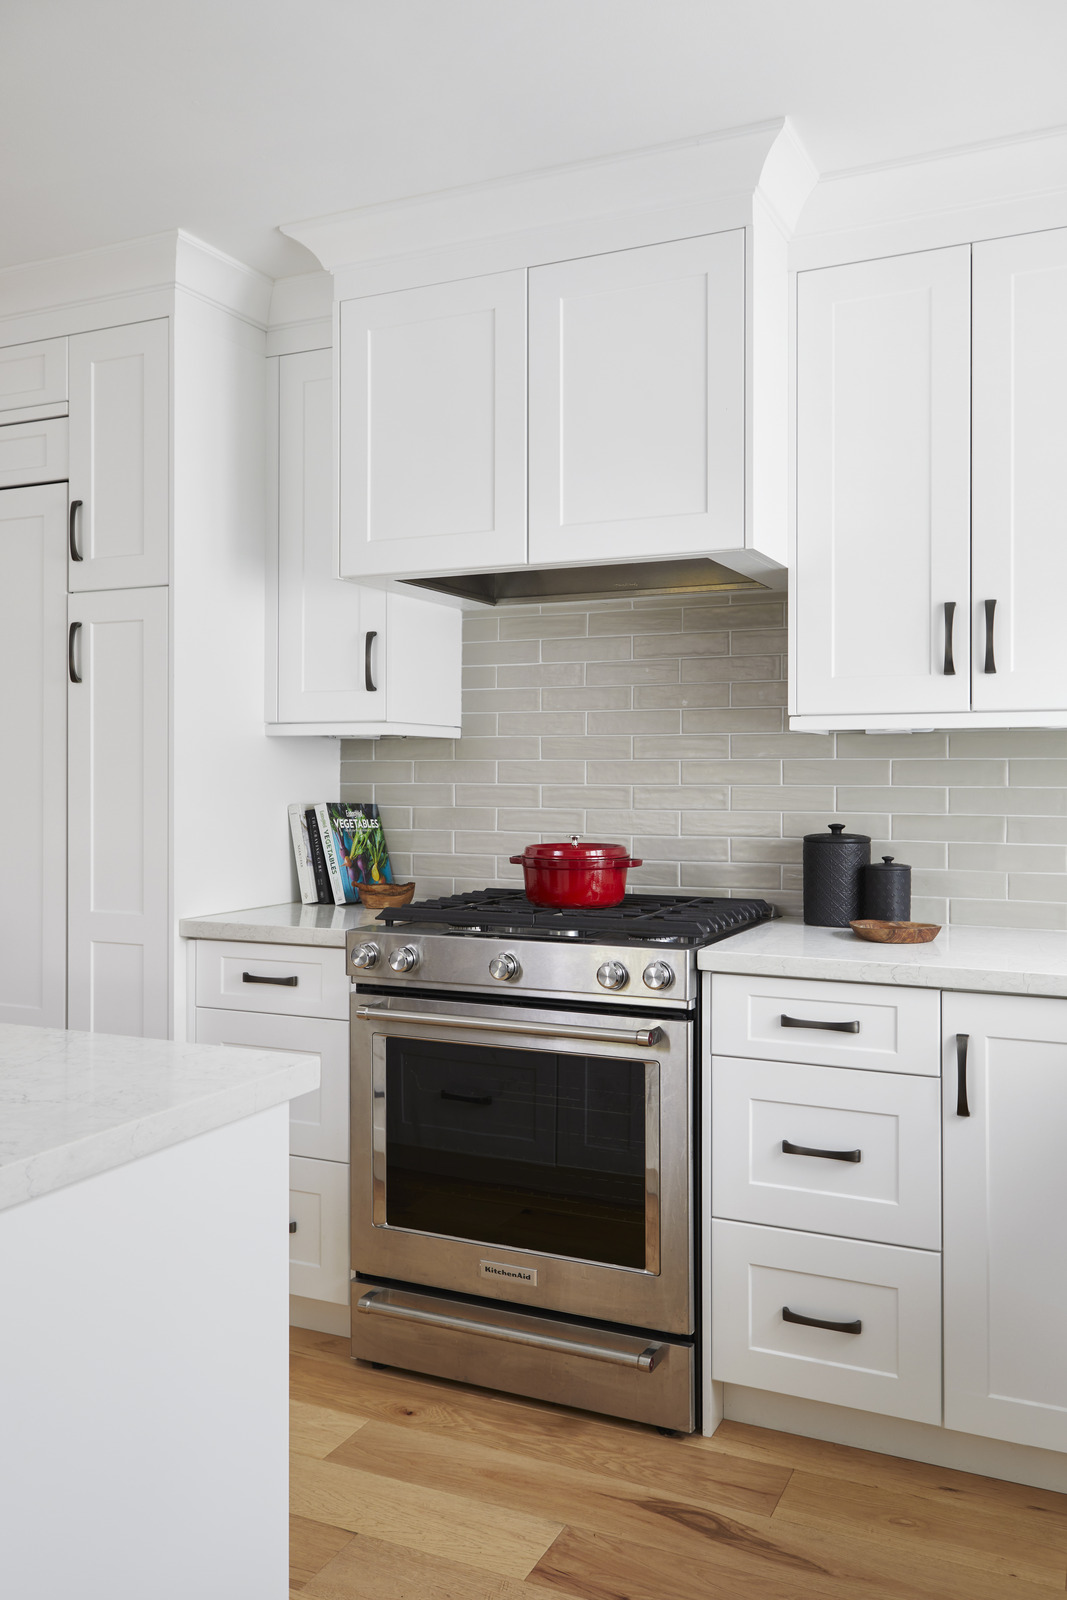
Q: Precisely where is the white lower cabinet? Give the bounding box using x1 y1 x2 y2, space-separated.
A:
943 992 1067 1452
289 1155 350 1305
711 1219 942 1423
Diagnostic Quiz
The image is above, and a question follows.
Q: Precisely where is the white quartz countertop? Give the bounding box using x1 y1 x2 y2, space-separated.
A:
0 1024 319 1213
179 901 380 947
697 917 1067 998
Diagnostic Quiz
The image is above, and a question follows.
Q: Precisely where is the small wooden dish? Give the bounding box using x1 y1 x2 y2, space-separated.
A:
850 919 941 945
358 880 416 909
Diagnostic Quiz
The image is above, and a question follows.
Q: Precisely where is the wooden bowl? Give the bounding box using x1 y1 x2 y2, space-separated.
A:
357 881 416 909
850 919 941 945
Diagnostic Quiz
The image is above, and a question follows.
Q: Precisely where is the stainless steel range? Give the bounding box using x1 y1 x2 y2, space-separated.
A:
347 890 774 1432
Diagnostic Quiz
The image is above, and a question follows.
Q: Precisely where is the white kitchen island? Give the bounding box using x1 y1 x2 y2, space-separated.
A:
0 1023 318 1600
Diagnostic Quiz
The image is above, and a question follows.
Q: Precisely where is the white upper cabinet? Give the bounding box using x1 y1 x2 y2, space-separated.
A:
272 345 461 736
943 992 1067 1452
68 320 169 591
0 337 67 423
971 228 1067 713
794 247 972 721
338 271 527 579
529 232 745 567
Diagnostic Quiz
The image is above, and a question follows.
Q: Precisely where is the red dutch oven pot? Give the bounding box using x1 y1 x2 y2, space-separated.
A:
509 836 643 909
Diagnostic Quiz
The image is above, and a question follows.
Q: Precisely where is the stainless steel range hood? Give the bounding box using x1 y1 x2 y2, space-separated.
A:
401 555 767 607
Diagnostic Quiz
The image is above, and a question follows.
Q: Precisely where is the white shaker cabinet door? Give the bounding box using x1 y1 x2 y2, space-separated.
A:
943 992 1067 1451
0 336 67 423
794 247 971 719
68 319 169 591
275 347 387 723
529 232 745 567
972 228 1067 712
338 271 527 578
0 484 67 1028
67 586 169 1038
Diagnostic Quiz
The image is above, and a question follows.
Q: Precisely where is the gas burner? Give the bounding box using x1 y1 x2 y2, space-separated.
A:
378 888 776 947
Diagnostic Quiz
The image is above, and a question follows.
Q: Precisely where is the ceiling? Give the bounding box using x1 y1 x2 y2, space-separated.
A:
4 0 1065 280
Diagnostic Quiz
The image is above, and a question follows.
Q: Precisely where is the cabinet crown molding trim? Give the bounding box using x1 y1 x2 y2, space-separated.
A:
281 119 817 274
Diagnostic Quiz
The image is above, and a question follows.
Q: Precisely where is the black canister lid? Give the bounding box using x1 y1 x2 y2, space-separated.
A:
803 822 872 846
867 854 910 871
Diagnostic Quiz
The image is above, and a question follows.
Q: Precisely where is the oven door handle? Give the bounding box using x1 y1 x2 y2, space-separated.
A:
356 1286 665 1371
354 1005 661 1048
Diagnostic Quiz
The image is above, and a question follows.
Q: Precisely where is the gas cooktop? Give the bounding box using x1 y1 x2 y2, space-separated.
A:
376 889 776 948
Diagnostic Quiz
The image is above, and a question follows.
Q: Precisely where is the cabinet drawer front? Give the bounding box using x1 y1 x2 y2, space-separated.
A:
712 974 940 1074
711 1219 941 1423
712 1057 941 1248
195 940 349 1019
290 1155 350 1305
0 419 68 488
0 337 67 420
195 1007 349 1162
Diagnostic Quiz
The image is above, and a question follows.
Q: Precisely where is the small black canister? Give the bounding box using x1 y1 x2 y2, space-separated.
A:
803 822 871 927
863 855 912 922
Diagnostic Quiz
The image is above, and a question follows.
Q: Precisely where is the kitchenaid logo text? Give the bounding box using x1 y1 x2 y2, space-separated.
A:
479 1261 537 1285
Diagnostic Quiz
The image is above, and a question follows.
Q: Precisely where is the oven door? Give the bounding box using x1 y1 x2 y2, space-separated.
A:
351 991 693 1335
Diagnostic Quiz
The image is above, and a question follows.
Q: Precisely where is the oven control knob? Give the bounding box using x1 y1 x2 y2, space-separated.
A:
489 952 521 982
350 942 380 970
643 961 675 990
597 960 629 990
388 945 419 973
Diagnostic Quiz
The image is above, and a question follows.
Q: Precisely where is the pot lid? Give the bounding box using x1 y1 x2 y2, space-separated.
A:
515 836 632 863
803 822 872 845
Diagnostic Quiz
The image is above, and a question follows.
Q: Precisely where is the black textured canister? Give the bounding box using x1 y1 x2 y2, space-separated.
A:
803 823 871 927
863 856 912 922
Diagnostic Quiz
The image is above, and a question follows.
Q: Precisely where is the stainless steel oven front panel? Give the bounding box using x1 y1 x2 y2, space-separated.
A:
351 991 693 1335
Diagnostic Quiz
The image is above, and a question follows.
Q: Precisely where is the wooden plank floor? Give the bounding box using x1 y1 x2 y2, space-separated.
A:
290 1327 1067 1598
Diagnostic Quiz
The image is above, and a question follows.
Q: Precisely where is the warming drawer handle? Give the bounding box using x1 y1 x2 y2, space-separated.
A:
441 1089 493 1106
782 1139 862 1164
780 1014 860 1035
783 1305 862 1336
357 1287 664 1371
242 971 298 987
354 1005 660 1048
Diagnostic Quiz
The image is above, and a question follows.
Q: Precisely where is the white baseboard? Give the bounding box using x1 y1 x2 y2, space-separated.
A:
290 1294 351 1338
720 1384 1067 1494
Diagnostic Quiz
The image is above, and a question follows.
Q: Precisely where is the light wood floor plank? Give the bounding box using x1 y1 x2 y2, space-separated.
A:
290 1398 368 1460
773 1469 1067 1590
289 1514 355 1590
302 1531 587 1600
290 1452 563 1579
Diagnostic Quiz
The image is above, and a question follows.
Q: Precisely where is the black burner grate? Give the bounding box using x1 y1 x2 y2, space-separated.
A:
377 889 775 945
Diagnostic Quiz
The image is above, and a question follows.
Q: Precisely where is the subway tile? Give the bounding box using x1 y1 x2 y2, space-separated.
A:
459 713 497 739
452 737 540 760
873 841 947 868
385 829 453 854
541 635 633 663
369 806 412 832
462 665 497 690
633 735 731 759
839 786 948 814
542 686 630 711
373 735 456 759
682 602 785 631
635 785 728 810
891 759 1008 786
680 760 781 783
413 760 496 783
627 862 682 888
911 897 949 924
590 710 681 734
497 713 586 735
682 709 784 734
634 632 731 659
1007 817 1067 844
341 760 414 784
1007 873 1067 902
784 759 890 785
948 729 1067 757
835 731 949 759
892 813 1006 842
463 639 540 666
780 868 804 897
682 811 781 836
677 654 781 681
496 663 584 689
588 660 680 687
372 783 454 806
590 607 677 634
497 809 586 832
729 629 788 655
588 760 680 784
731 732 835 758
460 615 499 642
681 863 784 891
463 688 540 713
585 809 681 836
540 736 632 759
414 853 498 877
949 899 1067 931
949 787 1067 816
454 784 541 807
1008 759 1067 786
730 681 789 707
340 738 378 761
634 685 731 709
732 786 836 810
499 612 587 639
412 806 496 830
729 839 803 863
385 852 413 877
783 813 891 841
950 842 1067 872
912 869 1007 900
408 875 456 899
454 831 529 855
541 785 631 808
631 837 729 862
498 761 586 784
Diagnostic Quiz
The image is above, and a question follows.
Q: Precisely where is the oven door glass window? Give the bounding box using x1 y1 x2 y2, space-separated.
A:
383 1036 650 1269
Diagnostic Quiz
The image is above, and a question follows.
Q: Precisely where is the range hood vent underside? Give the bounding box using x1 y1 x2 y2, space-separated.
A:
402 556 766 607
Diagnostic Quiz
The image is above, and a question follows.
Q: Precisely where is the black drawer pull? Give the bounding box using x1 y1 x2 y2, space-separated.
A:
780 1014 860 1034
289 1220 297 1234
242 971 298 987
782 1139 862 1164
440 1089 493 1106
783 1305 862 1336
956 1032 970 1118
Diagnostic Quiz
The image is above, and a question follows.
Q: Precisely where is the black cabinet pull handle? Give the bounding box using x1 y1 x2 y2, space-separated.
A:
984 599 997 673
241 971 298 987
943 600 956 675
68 621 82 683
69 499 83 561
440 1089 493 1106
780 1014 860 1035
289 1220 297 1234
782 1139 862 1163
956 1032 970 1117
783 1306 862 1335
365 630 378 692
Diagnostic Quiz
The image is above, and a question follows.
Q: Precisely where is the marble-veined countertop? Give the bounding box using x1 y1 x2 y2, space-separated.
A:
179 901 379 947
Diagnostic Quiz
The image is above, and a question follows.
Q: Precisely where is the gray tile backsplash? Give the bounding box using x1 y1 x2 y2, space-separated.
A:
340 594 1067 930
